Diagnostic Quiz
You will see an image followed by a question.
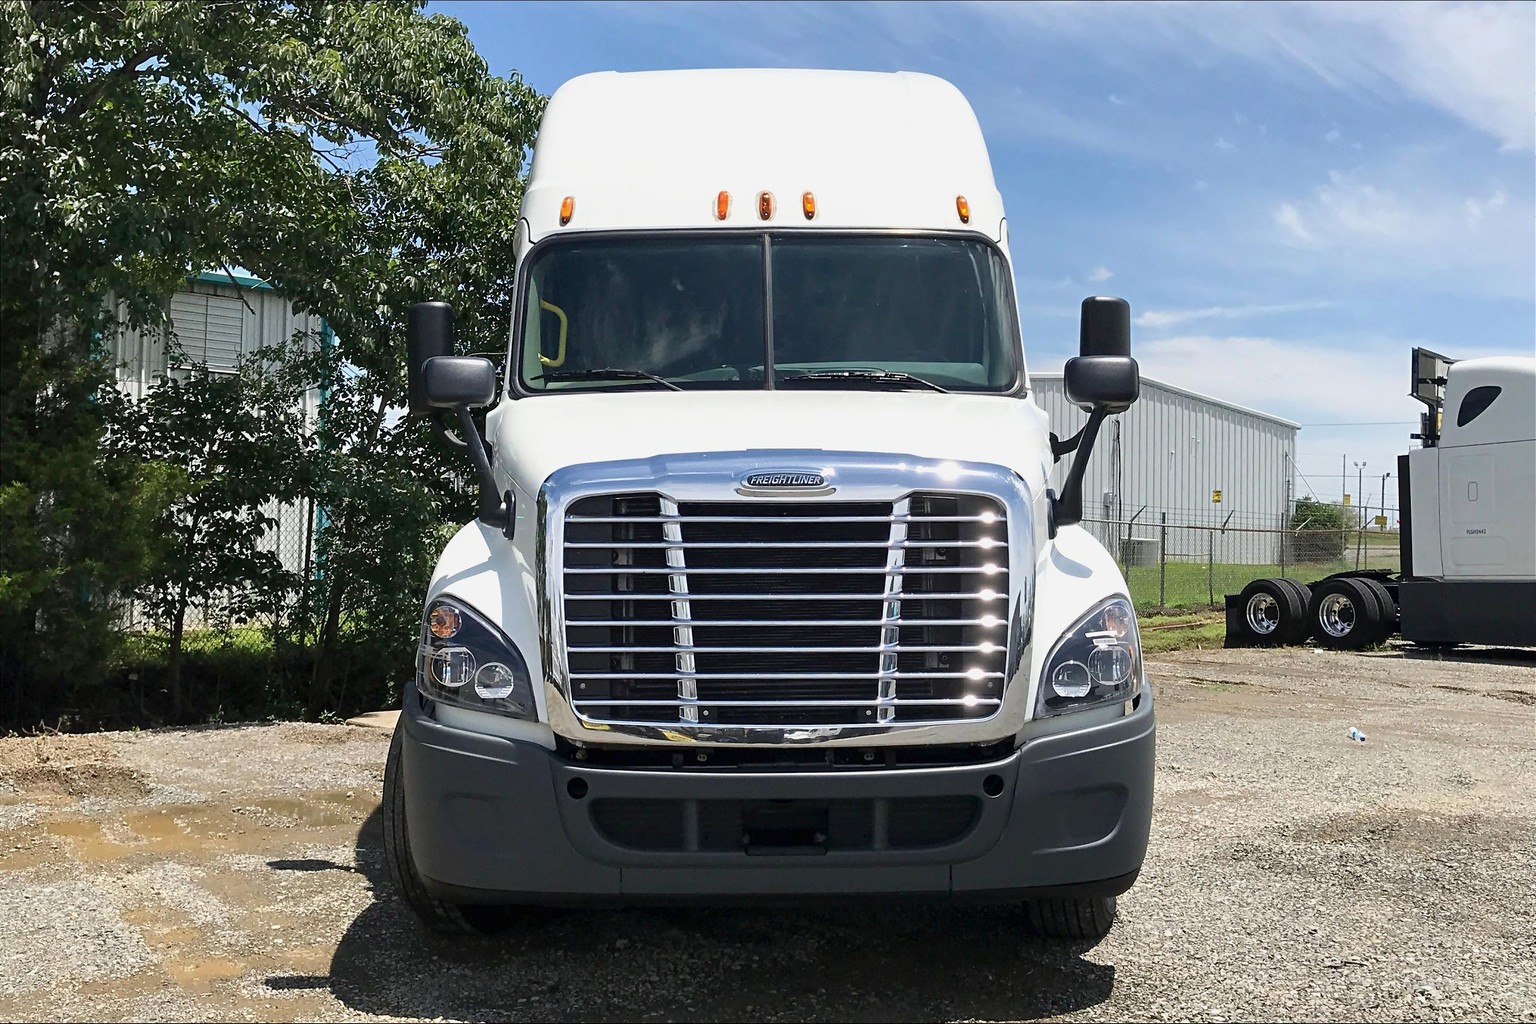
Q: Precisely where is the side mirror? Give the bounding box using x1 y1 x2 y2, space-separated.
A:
1079 295 1130 357
1064 355 1139 414
407 301 454 417
407 301 509 534
423 356 497 409
1066 295 1139 412
1053 295 1138 531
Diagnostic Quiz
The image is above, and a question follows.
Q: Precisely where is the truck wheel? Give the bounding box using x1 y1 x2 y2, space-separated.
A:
1357 578 1398 639
1023 896 1117 940
382 727 514 936
1276 579 1313 643
1308 578 1386 650
1236 578 1304 646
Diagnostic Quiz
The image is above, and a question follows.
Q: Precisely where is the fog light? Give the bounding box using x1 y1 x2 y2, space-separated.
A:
1051 660 1091 698
474 662 518 700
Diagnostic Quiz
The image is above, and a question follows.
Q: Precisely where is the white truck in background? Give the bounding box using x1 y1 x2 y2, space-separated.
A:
1228 348 1536 649
382 69 1154 939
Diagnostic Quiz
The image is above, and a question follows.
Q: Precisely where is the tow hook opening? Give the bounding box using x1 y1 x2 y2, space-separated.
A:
742 801 829 856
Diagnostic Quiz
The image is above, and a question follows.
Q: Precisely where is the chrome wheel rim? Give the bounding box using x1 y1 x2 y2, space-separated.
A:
1245 592 1280 635
1319 592 1357 638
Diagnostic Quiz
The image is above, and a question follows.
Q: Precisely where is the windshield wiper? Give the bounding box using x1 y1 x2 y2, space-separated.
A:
536 368 683 391
784 370 950 393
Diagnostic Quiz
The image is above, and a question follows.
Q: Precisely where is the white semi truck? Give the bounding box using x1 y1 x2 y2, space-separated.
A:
1228 348 1536 649
385 70 1154 938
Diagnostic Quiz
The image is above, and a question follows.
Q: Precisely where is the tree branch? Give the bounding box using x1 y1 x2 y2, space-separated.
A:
56 46 166 122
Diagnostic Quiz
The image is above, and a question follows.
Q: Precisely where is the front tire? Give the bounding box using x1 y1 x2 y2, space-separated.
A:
382 726 515 936
1024 896 1117 940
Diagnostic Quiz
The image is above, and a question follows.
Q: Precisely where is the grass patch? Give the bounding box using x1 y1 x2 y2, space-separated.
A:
1138 612 1225 653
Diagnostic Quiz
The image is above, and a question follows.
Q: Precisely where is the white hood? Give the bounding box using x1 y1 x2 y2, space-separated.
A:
489 390 1054 497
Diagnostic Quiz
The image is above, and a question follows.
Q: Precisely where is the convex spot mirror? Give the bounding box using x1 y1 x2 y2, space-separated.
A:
1065 295 1139 414
423 356 497 409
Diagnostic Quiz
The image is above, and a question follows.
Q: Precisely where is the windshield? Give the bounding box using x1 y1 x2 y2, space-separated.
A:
518 235 1020 393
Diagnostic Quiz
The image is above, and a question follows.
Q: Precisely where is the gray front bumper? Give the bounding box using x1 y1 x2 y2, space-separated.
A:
398 683 1155 905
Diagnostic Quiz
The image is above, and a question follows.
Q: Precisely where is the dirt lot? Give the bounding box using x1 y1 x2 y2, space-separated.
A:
2 645 1533 1023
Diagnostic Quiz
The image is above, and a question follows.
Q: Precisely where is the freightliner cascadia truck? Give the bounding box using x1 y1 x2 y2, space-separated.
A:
385 70 1153 939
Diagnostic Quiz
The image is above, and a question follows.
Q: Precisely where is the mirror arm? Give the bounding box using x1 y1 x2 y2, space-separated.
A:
428 414 470 454
451 405 509 528
1053 406 1108 529
1049 425 1087 463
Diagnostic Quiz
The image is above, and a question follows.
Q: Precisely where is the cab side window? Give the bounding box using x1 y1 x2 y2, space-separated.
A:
1456 385 1501 427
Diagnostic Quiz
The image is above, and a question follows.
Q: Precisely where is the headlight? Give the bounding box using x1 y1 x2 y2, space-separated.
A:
416 596 537 720
1037 596 1142 718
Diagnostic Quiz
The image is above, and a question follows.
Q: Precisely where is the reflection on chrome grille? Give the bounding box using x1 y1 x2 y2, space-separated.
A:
561 493 1009 729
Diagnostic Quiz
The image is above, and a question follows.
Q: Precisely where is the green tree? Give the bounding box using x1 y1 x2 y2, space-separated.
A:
106 351 317 717
1 1 542 727
1288 497 1348 563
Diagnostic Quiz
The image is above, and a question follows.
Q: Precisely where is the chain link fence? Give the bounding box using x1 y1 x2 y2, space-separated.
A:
1081 505 1400 612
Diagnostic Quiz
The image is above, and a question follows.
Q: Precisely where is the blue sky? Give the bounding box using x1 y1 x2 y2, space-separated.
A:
434 0 1534 504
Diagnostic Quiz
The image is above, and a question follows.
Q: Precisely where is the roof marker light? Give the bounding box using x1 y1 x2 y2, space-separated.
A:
559 196 574 226
956 195 970 224
715 190 731 221
758 191 775 221
802 191 816 220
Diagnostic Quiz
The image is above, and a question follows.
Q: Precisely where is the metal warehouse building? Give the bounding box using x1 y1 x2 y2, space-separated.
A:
1032 373 1299 565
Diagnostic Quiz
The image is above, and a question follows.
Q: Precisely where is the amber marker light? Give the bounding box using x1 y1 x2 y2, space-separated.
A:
801 191 816 220
956 195 970 223
758 191 775 220
428 604 462 639
716 190 731 220
559 195 575 225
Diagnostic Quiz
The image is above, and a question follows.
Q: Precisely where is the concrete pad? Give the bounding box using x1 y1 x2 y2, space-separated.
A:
344 710 400 732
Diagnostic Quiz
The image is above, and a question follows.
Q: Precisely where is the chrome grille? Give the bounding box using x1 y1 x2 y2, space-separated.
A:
561 493 1009 729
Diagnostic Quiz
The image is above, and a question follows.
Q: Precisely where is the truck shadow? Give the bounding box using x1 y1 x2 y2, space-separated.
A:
267 806 1118 1022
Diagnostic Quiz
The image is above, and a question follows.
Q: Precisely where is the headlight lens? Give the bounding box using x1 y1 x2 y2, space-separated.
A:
1037 596 1142 717
416 597 536 720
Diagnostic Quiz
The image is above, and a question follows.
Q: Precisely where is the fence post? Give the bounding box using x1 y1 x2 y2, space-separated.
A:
1159 512 1167 608
1207 531 1214 607
1279 511 1287 578
1355 524 1364 571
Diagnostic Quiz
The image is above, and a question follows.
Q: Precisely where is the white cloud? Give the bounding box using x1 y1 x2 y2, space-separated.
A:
1464 189 1506 226
1132 334 1413 423
1088 266 1114 283
1108 93 1127 106
1135 302 1335 330
1273 203 1312 243
1272 172 1527 280
980 1 1536 150
1324 128 1341 142
1215 137 1237 151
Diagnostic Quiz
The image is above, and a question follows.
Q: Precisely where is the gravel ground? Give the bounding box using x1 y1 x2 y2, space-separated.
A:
1 645 1533 1022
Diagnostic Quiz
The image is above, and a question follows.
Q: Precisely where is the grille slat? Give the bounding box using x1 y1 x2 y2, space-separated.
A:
562 492 1008 729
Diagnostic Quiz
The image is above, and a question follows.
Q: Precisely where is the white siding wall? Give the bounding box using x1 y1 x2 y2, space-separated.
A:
1031 374 1299 564
112 278 324 399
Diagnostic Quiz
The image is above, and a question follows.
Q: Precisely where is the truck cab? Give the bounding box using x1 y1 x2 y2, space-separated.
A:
385 70 1153 939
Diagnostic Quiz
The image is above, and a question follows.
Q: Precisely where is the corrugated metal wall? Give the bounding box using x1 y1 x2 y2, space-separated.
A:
112 278 323 400
1030 374 1298 564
